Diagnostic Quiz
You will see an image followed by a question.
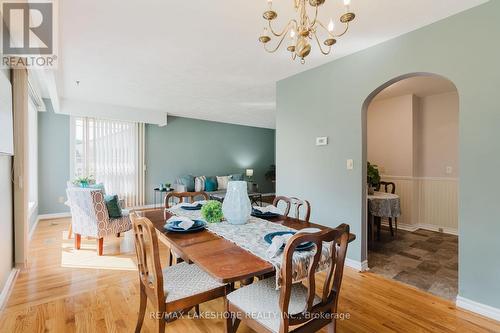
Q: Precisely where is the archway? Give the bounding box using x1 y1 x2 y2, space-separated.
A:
362 72 459 300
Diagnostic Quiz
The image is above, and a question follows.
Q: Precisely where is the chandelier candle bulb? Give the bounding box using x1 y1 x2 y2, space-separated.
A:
328 18 334 32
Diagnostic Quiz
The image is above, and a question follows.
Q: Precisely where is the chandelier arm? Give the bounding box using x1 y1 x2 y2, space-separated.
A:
264 29 292 53
315 20 350 38
268 19 298 37
309 5 319 27
313 31 332 55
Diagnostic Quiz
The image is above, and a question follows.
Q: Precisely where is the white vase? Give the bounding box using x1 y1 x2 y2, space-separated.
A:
222 181 251 225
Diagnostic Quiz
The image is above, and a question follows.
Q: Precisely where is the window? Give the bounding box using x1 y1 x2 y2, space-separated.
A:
70 117 145 207
28 99 37 213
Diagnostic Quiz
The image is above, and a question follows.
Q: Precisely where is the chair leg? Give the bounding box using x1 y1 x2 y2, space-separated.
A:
135 286 147 333
68 224 73 239
194 304 200 316
97 238 103 256
389 218 394 237
224 298 240 333
327 320 336 333
395 217 398 238
75 234 81 250
156 318 165 333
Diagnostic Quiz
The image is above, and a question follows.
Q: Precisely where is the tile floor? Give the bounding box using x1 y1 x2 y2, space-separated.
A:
368 227 458 300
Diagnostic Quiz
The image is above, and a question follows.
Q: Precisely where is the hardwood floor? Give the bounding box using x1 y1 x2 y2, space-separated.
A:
1 217 499 333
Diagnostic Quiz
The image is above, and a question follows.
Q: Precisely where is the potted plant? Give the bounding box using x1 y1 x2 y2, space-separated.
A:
201 200 224 223
367 162 380 195
72 176 95 188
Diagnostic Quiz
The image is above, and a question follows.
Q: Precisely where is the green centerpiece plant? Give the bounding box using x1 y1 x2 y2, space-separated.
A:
201 200 224 223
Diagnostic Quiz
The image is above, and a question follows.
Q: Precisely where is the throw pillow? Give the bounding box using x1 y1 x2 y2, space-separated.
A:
205 178 217 192
216 176 230 190
104 195 122 218
229 173 244 181
194 176 206 192
178 175 195 192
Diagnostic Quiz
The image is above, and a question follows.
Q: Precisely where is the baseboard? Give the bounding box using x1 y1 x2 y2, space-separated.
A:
345 258 369 272
37 212 72 220
456 296 500 322
380 220 457 236
0 268 19 310
28 216 40 240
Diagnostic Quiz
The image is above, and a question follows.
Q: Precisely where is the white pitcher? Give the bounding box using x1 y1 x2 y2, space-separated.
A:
222 181 251 225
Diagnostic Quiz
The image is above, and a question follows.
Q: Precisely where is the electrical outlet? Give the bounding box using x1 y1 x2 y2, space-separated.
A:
58 196 65 203
445 166 453 174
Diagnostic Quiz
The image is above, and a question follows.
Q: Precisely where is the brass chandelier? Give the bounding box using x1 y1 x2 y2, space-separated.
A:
259 0 355 64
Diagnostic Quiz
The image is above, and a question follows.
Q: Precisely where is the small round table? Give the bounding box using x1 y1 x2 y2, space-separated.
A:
367 191 401 241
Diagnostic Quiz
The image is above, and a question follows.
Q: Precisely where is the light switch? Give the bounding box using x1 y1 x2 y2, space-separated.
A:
316 137 328 146
347 159 354 170
446 166 453 174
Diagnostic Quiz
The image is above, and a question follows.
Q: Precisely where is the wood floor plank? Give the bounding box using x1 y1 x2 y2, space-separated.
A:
0 218 499 333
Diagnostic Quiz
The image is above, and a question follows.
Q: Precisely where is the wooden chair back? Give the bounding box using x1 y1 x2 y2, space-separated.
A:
130 212 165 311
164 191 209 208
279 224 350 332
273 196 311 222
376 181 396 194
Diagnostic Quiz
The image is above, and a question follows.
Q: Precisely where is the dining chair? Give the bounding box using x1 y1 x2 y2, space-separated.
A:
225 224 350 333
163 191 209 265
375 181 398 237
66 187 132 255
130 212 227 333
164 191 209 210
273 196 311 222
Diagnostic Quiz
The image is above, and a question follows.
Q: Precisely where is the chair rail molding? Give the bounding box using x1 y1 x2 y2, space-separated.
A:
378 175 458 234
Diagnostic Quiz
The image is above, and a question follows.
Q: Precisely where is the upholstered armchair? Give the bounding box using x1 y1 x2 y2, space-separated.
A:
66 187 132 255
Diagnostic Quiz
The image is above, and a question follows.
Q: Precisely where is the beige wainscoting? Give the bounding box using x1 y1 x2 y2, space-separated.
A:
380 176 458 235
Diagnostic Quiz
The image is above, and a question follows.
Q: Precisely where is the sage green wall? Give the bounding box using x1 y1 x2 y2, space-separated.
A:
145 116 275 204
38 99 70 214
277 1 500 308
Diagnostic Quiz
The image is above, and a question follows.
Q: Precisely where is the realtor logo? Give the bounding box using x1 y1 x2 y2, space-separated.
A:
1 1 57 68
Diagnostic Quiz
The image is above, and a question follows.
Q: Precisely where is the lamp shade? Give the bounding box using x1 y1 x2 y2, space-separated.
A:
246 169 254 177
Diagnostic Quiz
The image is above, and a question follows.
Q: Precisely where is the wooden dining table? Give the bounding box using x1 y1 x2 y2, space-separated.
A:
138 209 356 284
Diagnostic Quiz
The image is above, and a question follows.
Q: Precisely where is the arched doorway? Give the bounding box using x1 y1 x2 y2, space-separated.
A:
362 73 459 300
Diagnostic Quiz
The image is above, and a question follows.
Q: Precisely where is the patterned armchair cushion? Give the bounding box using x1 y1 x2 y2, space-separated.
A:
66 187 131 238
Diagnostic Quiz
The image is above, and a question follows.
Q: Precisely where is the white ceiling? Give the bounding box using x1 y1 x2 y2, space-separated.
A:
374 76 458 101
56 0 488 128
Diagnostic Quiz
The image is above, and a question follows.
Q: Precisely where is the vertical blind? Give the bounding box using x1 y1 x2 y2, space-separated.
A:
72 117 145 207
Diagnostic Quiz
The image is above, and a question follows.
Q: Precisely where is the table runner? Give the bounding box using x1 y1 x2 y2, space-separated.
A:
166 204 332 288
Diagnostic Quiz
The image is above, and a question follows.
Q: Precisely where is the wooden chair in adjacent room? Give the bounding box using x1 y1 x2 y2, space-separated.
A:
130 212 227 333
225 224 350 333
375 181 398 237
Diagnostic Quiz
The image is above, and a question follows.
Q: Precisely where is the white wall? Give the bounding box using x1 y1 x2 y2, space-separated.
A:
0 155 13 291
367 91 459 233
367 95 414 176
415 91 459 178
0 68 13 296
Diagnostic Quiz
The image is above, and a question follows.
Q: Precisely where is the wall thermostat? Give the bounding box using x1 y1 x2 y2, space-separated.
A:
316 137 328 146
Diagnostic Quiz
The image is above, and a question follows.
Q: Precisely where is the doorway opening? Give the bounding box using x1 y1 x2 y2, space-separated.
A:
363 74 459 301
